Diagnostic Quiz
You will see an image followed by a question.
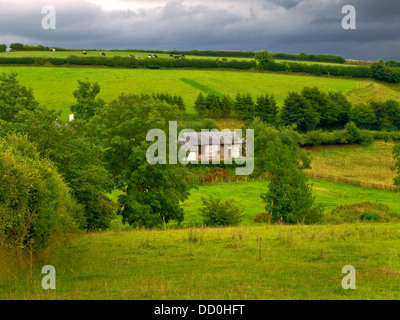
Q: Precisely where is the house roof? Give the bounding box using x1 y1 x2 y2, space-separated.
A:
178 131 244 151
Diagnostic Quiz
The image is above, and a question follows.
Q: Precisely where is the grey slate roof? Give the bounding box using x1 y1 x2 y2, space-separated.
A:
178 131 244 151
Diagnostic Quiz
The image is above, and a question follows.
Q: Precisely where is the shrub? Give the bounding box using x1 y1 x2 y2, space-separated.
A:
199 196 244 226
359 212 381 222
0 134 83 250
345 122 374 145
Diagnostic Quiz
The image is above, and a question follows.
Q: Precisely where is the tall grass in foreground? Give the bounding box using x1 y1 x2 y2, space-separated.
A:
1 224 400 300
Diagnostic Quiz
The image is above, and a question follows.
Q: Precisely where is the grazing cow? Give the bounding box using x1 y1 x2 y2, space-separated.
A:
153 54 158 58
100 50 106 56
174 56 180 59
148 55 152 58
169 54 174 58
82 51 87 55
136 56 140 59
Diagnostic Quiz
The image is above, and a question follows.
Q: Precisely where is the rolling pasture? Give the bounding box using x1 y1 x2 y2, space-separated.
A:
2 52 400 300
0 65 394 121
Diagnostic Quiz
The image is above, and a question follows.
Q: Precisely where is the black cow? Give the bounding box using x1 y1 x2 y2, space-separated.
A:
82 51 87 55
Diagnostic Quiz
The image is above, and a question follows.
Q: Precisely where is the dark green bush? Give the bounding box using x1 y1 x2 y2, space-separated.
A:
0 134 83 250
199 196 244 226
359 212 381 222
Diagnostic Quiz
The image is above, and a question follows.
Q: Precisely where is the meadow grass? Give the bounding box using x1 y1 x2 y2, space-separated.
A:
305 141 397 190
2 222 400 300
0 65 387 121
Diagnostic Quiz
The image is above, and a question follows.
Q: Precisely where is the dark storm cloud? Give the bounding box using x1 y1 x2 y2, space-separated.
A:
0 0 399 60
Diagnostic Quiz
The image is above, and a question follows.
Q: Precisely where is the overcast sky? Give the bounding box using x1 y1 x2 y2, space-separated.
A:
0 0 399 61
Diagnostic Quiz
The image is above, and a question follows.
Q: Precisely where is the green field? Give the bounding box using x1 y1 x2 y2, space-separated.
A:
178 179 400 226
2 221 400 300
0 65 394 121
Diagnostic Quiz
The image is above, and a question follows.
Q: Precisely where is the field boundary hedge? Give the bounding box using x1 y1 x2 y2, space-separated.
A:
0 56 399 83
0 56 257 70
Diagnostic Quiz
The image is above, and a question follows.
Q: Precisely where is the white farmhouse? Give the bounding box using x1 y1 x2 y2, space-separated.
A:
178 131 244 162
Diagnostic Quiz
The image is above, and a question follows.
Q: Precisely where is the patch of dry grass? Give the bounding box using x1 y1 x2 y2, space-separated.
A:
305 141 396 189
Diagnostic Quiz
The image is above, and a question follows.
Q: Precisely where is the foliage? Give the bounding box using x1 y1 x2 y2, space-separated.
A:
0 74 116 230
90 94 193 228
199 196 244 226
234 93 255 119
370 100 400 131
0 44 6 52
256 94 278 125
70 81 105 121
10 43 24 51
194 93 232 118
272 52 345 64
250 119 323 224
280 91 320 132
151 93 186 112
255 51 274 69
349 103 377 130
0 73 38 122
370 61 400 83
0 134 82 250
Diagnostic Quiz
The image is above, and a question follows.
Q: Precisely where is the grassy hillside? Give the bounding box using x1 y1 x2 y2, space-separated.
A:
0 66 391 121
2 223 400 299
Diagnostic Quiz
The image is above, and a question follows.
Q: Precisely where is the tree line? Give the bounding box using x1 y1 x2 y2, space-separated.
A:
194 87 400 133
